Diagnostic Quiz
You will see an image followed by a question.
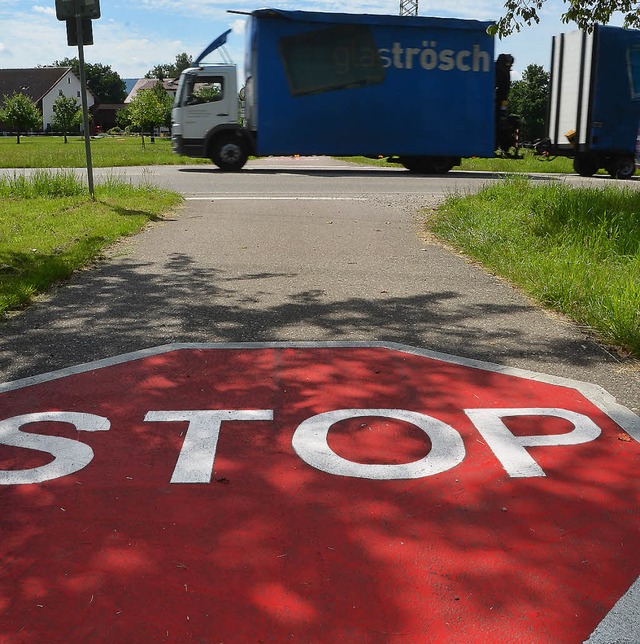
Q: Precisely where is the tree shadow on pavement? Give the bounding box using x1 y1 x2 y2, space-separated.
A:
0 251 614 384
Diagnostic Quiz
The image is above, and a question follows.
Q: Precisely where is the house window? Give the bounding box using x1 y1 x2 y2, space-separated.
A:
77 91 80 97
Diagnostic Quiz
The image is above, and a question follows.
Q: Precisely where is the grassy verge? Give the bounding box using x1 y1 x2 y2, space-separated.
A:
341 151 578 174
0 170 182 314
0 136 209 168
426 177 640 357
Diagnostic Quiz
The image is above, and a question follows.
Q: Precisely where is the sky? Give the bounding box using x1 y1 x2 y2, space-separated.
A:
0 0 627 81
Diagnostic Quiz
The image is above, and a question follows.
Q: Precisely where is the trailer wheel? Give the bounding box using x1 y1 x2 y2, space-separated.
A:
573 154 599 177
605 156 636 180
210 134 248 172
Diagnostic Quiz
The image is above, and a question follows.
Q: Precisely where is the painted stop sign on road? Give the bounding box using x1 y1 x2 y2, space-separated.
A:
0 342 638 642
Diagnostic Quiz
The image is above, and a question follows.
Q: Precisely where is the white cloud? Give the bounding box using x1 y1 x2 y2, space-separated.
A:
89 22 190 77
32 5 56 17
139 0 399 18
231 18 246 35
0 0 572 83
0 12 69 68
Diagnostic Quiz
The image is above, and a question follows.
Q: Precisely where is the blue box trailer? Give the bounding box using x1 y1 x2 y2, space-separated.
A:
548 24 640 178
244 9 495 160
172 9 503 172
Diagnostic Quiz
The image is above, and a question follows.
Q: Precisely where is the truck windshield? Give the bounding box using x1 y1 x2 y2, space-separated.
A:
179 74 224 106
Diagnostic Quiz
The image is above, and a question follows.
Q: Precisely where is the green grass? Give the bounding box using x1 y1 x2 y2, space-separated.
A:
0 170 182 314
341 151 579 174
427 177 640 356
0 135 209 168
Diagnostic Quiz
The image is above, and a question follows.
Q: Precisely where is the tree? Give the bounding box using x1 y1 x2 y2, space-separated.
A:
51 94 82 143
491 1 640 37
145 53 193 80
508 64 550 142
150 83 174 129
115 106 132 130
0 92 42 144
127 89 170 147
51 58 126 103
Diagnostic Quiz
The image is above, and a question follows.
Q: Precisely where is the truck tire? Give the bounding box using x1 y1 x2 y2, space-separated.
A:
210 134 248 172
400 157 429 173
430 157 458 174
605 155 636 180
401 156 455 174
573 154 599 177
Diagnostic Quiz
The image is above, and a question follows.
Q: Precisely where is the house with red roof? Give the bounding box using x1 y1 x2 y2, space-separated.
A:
0 67 95 132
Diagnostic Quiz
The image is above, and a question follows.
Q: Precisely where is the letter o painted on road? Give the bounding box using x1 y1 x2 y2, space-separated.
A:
292 408 465 479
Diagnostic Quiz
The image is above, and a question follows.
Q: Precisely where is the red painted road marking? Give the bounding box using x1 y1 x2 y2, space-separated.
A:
0 343 638 642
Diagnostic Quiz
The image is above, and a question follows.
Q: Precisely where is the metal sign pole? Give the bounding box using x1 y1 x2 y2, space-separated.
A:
75 14 95 199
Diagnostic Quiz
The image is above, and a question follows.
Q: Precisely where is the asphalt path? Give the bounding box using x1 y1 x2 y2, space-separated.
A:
1 157 638 417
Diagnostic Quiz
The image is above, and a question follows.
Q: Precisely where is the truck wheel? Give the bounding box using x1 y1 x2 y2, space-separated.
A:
401 157 455 174
210 135 248 172
430 157 458 174
606 156 636 180
573 154 599 177
401 157 432 173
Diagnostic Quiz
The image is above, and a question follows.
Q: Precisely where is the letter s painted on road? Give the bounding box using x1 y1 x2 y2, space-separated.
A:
0 412 110 485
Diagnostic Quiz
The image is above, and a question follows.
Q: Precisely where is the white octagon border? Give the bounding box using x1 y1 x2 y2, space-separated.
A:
0 341 638 443
0 340 638 641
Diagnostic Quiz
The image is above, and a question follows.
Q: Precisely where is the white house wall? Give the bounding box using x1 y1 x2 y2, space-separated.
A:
41 70 94 130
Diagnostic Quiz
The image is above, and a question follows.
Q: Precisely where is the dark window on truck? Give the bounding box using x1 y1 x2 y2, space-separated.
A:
627 45 640 100
183 75 224 106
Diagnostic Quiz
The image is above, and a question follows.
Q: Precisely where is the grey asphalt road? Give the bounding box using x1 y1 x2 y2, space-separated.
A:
1 157 638 417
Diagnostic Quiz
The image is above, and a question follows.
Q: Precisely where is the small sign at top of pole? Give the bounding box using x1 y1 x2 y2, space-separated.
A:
55 0 100 20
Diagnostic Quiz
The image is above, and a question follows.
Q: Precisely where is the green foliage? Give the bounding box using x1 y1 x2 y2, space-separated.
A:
51 94 82 143
145 52 193 80
0 92 42 143
0 169 85 198
508 64 550 142
0 170 182 314
150 83 174 127
52 57 126 103
490 0 640 37
115 105 132 130
428 177 640 355
123 90 173 147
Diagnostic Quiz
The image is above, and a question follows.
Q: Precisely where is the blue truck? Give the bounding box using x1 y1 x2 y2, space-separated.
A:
547 24 640 179
171 8 503 172
171 8 640 178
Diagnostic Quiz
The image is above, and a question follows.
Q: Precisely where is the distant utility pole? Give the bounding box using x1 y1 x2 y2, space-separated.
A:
399 0 418 16
55 0 101 199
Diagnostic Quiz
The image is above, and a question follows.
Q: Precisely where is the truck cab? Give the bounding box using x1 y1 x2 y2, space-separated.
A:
172 64 251 170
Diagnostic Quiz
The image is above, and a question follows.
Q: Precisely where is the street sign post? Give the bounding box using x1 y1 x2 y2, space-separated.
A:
0 342 638 641
55 0 100 198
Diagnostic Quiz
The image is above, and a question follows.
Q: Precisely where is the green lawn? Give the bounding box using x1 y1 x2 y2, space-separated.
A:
427 177 640 357
342 151 588 175
0 135 209 168
0 170 182 314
